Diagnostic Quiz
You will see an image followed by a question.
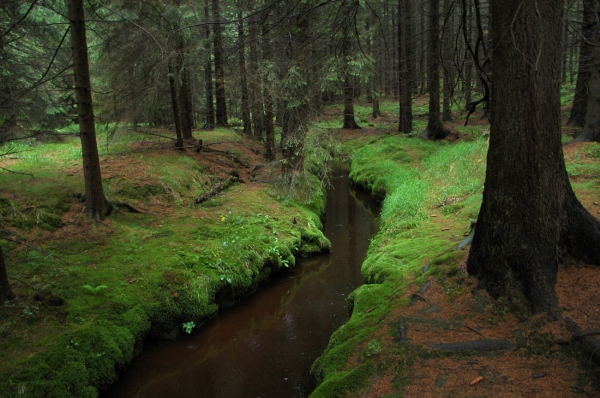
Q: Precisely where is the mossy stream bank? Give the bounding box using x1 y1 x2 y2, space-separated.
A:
0 131 333 397
104 168 379 397
310 134 600 397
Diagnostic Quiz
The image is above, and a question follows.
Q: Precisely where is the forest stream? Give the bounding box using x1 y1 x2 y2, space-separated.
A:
104 168 380 398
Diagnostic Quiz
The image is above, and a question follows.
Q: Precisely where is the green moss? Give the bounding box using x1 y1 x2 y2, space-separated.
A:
0 128 336 397
310 361 375 398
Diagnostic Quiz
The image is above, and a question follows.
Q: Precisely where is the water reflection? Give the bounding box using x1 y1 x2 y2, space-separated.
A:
105 170 379 398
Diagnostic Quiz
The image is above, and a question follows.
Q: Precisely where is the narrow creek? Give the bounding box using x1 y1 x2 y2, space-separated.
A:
105 169 379 398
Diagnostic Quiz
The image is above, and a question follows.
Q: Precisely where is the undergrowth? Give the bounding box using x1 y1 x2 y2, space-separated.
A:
0 128 331 397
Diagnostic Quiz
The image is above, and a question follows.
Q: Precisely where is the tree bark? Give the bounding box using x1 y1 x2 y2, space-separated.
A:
281 7 310 175
248 13 264 140
441 0 454 122
398 0 413 133
569 0 598 128
419 0 427 95
467 0 600 314
423 0 449 139
238 12 252 136
576 16 600 143
342 21 360 130
371 16 382 119
68 0 110 219
176 47 193 140
204 6 215 129
168 63 184 149
463 2 473 105
261 17 275 161
212 0 228 127
0 244 15 300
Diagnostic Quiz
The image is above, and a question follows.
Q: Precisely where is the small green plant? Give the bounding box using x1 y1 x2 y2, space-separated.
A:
182 321 195 334
20 306 40 317
82 284 108 294
268 245 290 267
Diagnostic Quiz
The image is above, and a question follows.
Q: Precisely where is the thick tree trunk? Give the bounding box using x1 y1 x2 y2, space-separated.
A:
238 12 252 136
423 0 449 139
467 0 600 314
398 0 413 133
0 244 14 300
212 0 228 127
281 8 310 175
204 6 215 129
68 0 110 220
570 0 598 129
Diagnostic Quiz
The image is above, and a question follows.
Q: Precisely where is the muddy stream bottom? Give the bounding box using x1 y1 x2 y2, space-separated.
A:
104 169 379 398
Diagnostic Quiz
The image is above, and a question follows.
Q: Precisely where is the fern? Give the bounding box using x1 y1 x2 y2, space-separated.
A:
82 284 108 294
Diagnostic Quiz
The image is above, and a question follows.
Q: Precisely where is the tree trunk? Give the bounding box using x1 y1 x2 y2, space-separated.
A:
68 0 110 220
281 8 310 175
569 0 597 128
398 0 413 133
237 12 252 136
204 6 215 129
576 12 600 143
0 244 15 301
342 27 360 130
176 48 193 140
419 0 427 95
441 0 454 122
168 63 184 149
248 13 264 140
212 0 228 127
464 2 473 105
467 0 600 314
423 0 449 139
262 17 275 161
371 17 382 119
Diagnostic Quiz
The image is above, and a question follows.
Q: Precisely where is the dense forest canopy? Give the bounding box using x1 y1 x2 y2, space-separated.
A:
0 0 592 143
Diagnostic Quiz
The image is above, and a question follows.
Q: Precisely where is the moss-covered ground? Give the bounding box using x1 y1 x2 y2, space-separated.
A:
2 95 600 397
310 100 600 397
0 128 331 397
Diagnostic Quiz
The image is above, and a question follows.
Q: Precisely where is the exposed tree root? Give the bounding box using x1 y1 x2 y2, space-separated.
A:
111 200 146 214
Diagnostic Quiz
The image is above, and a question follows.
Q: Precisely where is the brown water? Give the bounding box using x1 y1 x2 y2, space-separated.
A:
105 169 379 398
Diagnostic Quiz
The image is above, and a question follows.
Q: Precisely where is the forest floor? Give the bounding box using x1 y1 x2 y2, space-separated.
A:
310 103 600 397
1 100 600 397
0 126 331 396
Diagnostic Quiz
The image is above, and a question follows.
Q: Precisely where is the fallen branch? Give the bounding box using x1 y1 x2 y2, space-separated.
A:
195 172 239 204
463 323 485 337
0 166 34 178
201 147 249 167
7 274 36 289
